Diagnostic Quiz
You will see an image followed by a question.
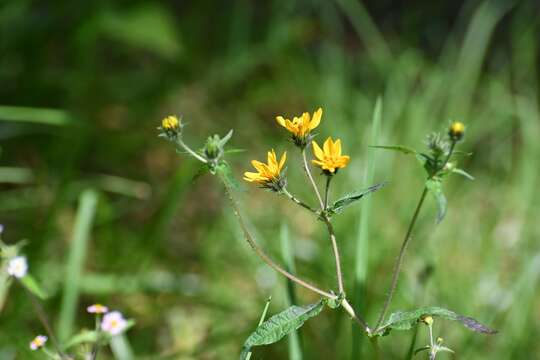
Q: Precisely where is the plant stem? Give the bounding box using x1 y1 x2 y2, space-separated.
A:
301 149 324 209
369 336 383 360
221 176 336 299
341 298 371 334
177 138 207 163
91 315 102 360
374 187 428 330
25 287 67 359
324 176 332 210
322 218 345 295
282 188 319 214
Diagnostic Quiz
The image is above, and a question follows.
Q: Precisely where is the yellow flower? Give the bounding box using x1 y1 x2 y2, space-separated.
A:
448 121 465 141
276 108 322 146
244 150 287 188
311 137 350 174
162 115 180 130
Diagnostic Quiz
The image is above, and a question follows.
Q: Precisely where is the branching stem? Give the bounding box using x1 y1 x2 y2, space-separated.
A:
302 149 324 209
375 142 457 331
281 188 318 214
177 138 208 163
221 176 336 299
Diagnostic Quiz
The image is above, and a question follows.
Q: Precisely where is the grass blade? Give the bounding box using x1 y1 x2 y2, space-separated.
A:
110 334 135 360
352 97 382 358
0 105 72 126
58 189 99 342
280 222 303 360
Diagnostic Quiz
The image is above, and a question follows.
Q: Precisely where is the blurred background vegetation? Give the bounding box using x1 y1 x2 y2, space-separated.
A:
1 0 539 359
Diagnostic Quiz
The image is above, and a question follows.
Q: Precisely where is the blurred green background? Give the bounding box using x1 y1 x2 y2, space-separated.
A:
1 0 539 359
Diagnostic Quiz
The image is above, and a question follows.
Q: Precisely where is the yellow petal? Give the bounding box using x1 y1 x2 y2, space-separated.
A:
251 160 266 173
276 116 287 128
312 141 324 160
268 150 278 169
323 137 332 155
243 172 260 182
334 139 342 156
279 151 287 171
285 120 298 134
309 108 322 130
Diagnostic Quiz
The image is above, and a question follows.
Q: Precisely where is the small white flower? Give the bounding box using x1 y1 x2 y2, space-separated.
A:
30 335 47 350
87 304 109 314
7 256 28 278
101 311 128 336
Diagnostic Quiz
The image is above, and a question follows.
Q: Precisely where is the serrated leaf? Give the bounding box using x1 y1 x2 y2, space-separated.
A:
425 179 447 224
371 145 418 155
240 299 326 359
216 161 241 191
375 306 497 336
452 168 475 180
20 275 47 299
329 182 385 214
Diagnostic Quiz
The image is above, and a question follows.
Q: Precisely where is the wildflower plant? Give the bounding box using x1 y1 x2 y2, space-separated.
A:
158 108 496 358
1 228 133 359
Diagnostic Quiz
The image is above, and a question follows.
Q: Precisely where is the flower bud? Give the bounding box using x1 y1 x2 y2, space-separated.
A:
448 121 465 141
422 315 434 326
160 115 182 139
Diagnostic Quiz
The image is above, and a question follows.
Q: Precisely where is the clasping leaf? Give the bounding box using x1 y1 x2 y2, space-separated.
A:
329 182 386 215
240 299 326 359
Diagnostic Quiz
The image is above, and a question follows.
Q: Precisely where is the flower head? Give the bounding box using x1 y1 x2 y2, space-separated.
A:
29 335 47 350
159 115 182 139
244 150 287 191
276 108 322 147
448 121 465 141
7 256 28 278
311 137 350 174
87 304 109 314
101 311 128 336
162 115 180 130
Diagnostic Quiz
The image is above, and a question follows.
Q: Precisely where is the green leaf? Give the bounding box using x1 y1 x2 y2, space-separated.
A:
218 129 234 148
371 145 418 155
425 179 447 224
413 346 430 355
63 330 99 348
240 300 326 359
375 306 497 336
20 275 48 299
329 183 385 214
452 168 475 180
63 319 136 349
216 161 242 191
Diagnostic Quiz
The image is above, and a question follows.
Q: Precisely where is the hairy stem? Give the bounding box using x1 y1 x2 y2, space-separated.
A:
90 315 102 360
374 187 428 330
221 176 336 299
282 188 319 214
302 149 324 209
322 218 345 295
324 175 332 210
177 138 207 163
